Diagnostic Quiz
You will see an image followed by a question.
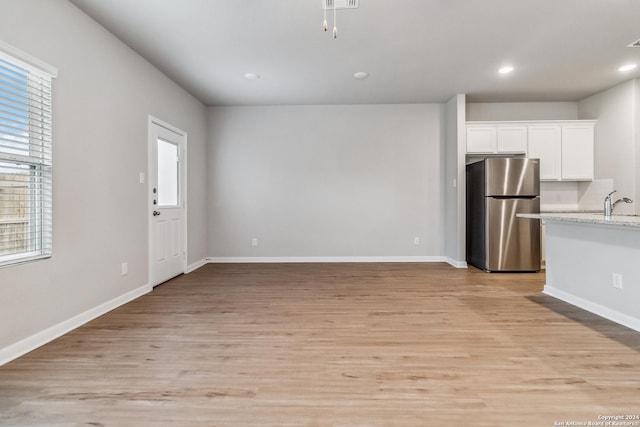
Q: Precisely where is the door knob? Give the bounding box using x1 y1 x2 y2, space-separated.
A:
153 211 161 216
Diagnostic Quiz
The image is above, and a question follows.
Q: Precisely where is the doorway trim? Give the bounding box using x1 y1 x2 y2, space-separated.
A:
147 115 188 287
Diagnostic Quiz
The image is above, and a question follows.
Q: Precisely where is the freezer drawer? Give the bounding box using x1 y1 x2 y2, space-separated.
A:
486 197 540 272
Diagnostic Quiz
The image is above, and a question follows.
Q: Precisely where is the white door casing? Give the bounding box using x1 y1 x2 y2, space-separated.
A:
148 117 187 286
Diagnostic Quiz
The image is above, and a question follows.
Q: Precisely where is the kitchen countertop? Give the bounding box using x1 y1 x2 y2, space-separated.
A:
518 212 640 229
540 210 601 214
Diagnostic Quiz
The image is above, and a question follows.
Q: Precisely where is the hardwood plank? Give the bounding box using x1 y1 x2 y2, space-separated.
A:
1 263 639 426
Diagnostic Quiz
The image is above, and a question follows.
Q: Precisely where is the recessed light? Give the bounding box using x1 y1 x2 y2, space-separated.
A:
618 63 637 72
353 71 369 80
243 73 260 80
498 66 514 74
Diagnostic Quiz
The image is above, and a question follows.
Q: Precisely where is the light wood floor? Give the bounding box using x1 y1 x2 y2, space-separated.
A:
1 263 639 426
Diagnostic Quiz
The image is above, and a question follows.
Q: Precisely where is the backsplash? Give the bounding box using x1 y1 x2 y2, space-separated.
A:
540 178 615 213
540 181 579 211
578 178 614 211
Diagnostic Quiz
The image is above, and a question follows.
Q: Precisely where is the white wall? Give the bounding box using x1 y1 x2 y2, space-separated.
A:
578 80 637 214
208 104 444 259
635 81 640 211
444 95 466 266
0 0 208 358
466 102 578 121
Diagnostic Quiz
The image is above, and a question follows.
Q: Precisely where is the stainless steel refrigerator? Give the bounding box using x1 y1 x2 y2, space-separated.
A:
466 157 541 272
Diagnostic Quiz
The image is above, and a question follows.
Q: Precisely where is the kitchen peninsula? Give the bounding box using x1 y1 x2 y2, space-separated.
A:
520 213 640 332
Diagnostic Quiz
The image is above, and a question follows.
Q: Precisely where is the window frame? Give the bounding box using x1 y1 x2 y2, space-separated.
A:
0 41 57 268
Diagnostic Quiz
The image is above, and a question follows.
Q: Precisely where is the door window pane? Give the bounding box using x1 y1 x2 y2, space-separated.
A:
157 138 178 206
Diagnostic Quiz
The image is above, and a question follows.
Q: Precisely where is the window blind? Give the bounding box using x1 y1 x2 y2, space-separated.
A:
0 46 55 268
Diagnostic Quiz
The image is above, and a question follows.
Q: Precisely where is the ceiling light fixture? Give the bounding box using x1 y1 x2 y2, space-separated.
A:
322 0 359 39
498 66 514 74
353 71 369 80
322 6 328 32
243 73 260 80
618 63 637 72
332 1 337 38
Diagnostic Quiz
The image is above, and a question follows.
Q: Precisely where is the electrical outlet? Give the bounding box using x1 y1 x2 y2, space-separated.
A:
121 262 128 276
612 273 623 289
414 236 420 245
251 238 258 247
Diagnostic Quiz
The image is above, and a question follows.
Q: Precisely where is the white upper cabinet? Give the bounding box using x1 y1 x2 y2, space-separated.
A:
466 126 497 153
528 122 594 181
496 126 528 153
528 125 562 180
561 124 595 180
466 124 526 154
466 120 595 181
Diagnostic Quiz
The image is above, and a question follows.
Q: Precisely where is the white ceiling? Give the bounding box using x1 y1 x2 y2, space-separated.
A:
69 0 640 106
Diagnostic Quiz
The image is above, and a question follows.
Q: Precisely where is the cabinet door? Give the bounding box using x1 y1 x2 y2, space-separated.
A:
540 221 545 268
561 124 594 181
527 125 561 180
497 126 527 153
466 127 496 153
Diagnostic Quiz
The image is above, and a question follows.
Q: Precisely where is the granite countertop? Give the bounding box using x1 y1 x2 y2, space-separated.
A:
518 212 640 229
540 209 601 214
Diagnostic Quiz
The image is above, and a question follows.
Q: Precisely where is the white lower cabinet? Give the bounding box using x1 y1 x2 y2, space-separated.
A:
541 221 545 268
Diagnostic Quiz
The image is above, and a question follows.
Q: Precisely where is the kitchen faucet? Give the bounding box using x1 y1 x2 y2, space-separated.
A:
604 190 633 218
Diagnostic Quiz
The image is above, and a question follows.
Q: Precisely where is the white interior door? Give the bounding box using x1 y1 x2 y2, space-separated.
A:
149 118 186 286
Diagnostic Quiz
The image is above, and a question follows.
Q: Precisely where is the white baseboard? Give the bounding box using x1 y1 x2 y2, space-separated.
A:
185 258 207 273
543 285 640 333
445 258 468 269
206 256 448 264
0 283 152 367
